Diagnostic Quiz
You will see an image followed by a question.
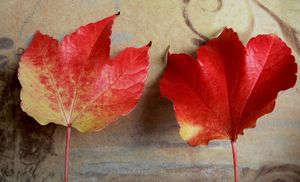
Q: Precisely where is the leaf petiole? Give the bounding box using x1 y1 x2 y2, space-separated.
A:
231 141 239 182
65 125 71 182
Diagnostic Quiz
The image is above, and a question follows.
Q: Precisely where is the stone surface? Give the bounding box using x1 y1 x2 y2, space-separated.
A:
0 0 300 181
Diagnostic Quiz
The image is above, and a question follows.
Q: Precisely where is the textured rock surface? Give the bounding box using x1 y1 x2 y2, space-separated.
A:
0 0 300 181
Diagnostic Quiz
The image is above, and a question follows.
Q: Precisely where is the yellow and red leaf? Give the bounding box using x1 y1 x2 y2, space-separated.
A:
19 14 150 132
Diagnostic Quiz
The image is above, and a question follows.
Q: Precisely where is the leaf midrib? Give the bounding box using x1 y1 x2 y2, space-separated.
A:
65 21 112 125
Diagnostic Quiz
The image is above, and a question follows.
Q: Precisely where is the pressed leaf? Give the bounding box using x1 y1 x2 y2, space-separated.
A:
19 13 150 132
160 28 297 181
160 28 297 146
19 14 150 181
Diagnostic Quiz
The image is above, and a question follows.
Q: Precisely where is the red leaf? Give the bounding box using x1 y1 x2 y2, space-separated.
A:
160 28 297 146
18 14 150 132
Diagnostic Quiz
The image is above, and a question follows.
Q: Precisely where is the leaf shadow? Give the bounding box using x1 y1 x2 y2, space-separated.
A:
0 47 56 181
138 80 177 136
136 46 178 137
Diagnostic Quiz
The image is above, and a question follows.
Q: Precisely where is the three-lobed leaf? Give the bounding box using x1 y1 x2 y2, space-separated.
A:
160 28 297 146
19 14 150 132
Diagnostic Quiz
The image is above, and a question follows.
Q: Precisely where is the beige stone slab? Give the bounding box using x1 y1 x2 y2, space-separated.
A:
0 0 300 181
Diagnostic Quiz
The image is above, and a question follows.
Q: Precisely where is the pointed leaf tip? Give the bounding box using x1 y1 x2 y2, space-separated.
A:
165 45 171 60
223 27 233 31
166 45 170 53
221 27 236 35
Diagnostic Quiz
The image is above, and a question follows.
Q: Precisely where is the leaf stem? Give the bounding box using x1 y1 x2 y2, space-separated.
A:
231 141 239 182
65 125 71 182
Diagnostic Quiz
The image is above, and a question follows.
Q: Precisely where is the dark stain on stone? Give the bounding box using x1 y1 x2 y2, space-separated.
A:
0 55 8 62
42 172 54 182
0 54 56 181
17 113 57 162
0 162 14 181
0 37 14 49
253 164 300 182
0 55 8 69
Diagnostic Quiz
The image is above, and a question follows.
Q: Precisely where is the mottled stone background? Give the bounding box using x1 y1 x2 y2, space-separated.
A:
0 0 300 181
